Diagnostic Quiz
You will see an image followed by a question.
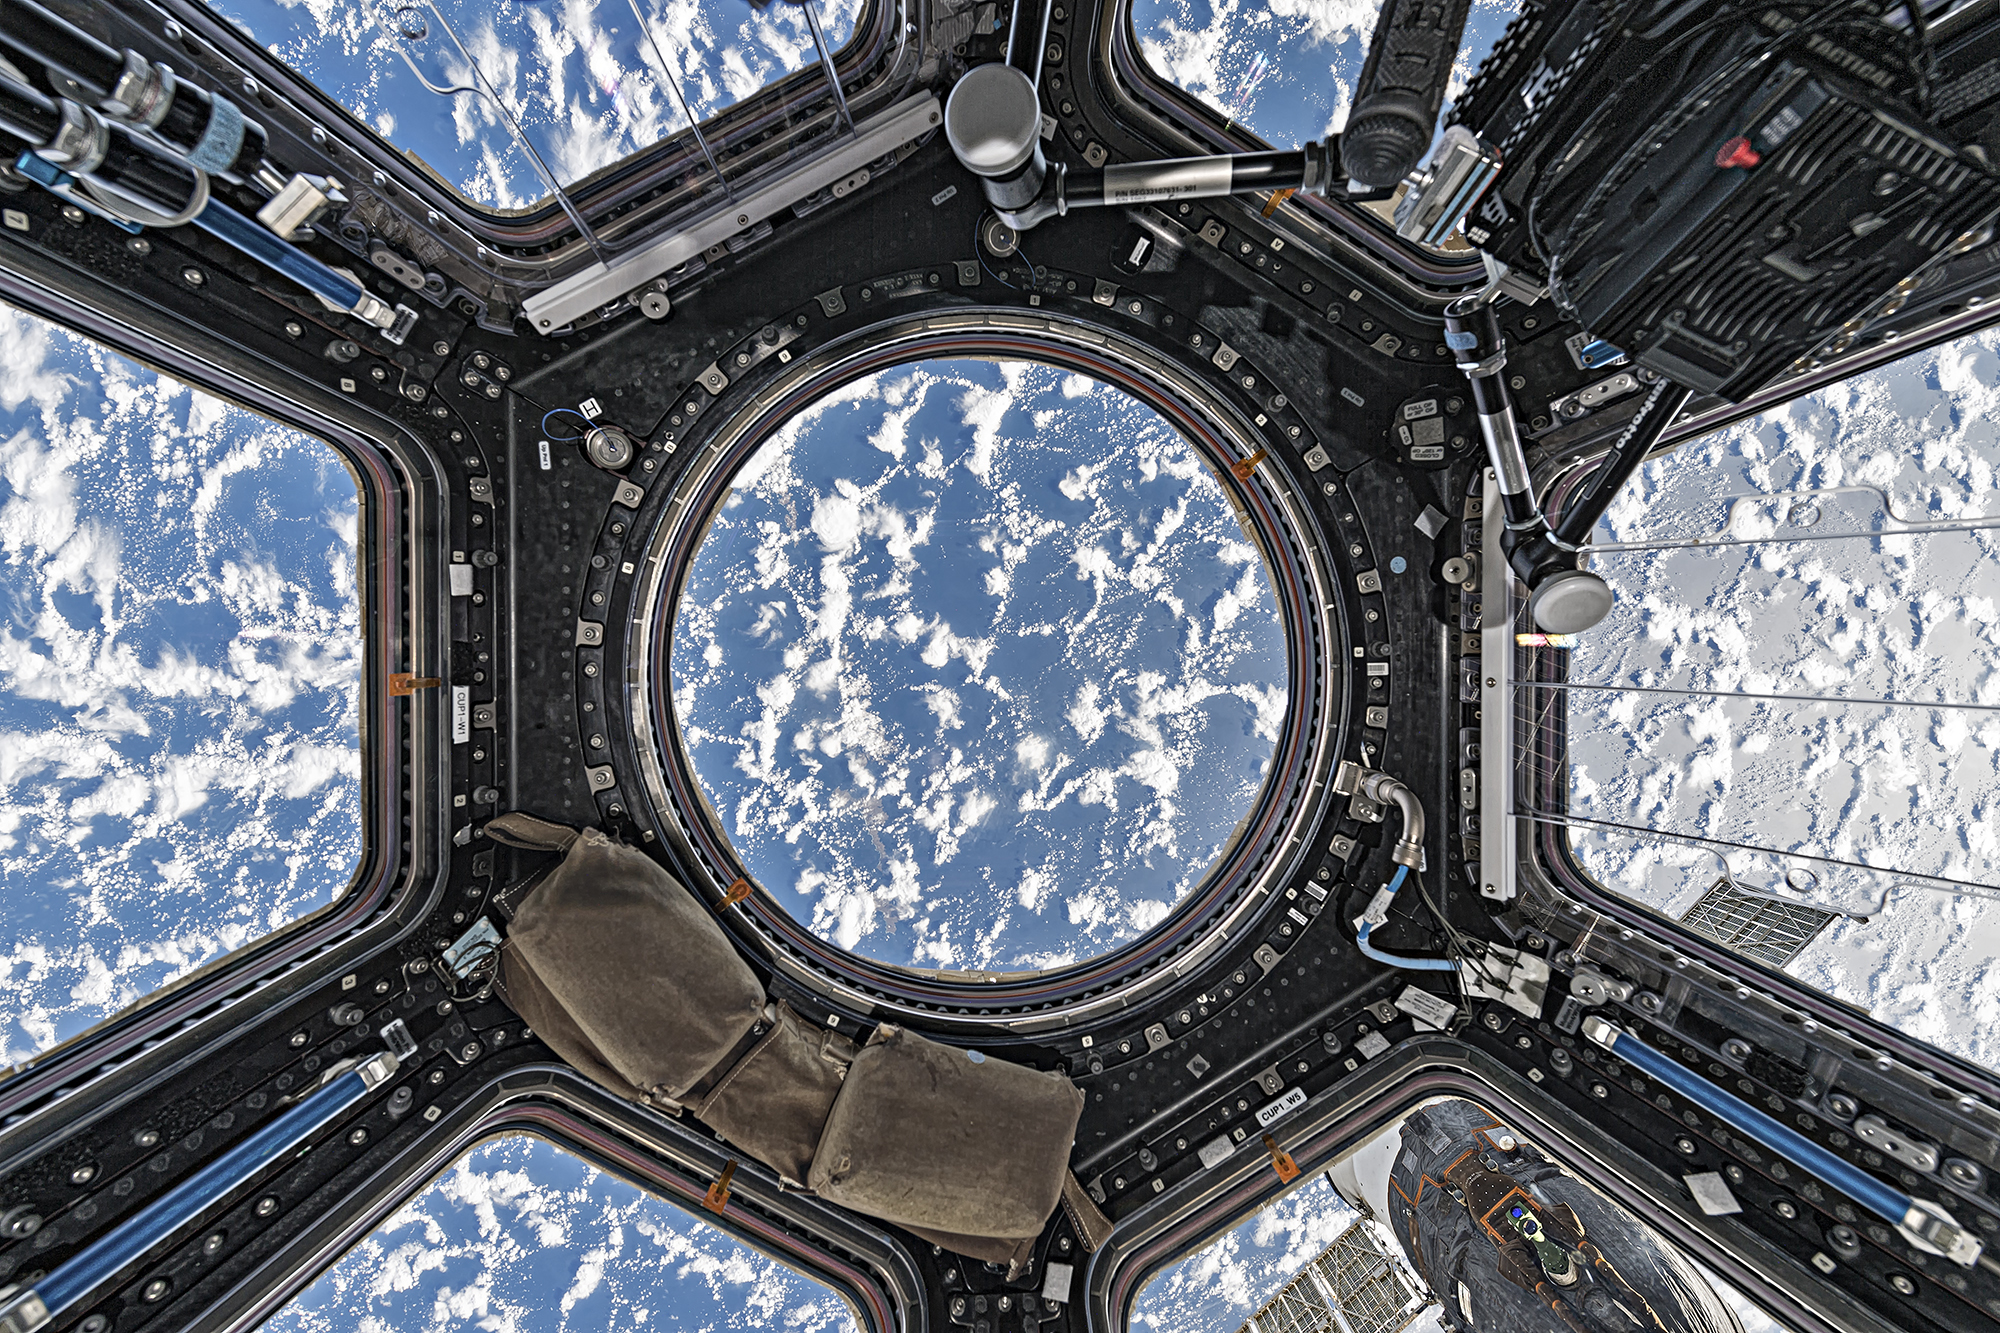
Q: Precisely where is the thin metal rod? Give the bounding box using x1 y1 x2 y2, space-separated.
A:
1523 809 2000 900
423 1 611 262
1522 679 2000 714
627 0 733 199
800 0 855 136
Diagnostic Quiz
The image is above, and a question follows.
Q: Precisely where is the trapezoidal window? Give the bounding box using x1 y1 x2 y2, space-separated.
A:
260 1134 859 1330
669 356 1288 976
1132 1098 1781 1333
0 300 362 1061
207 0 874 211
1127 0 1522 160
1551 326 2000 1072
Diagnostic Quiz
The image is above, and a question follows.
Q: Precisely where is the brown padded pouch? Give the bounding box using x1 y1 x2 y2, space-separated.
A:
809 1023 1084 1239
495 943 647 1102
696 1002 857 1186
493 814 767 1102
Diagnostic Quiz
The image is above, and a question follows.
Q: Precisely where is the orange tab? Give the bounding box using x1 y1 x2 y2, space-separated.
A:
1261 188 1296 218
702 1159 738 1214
1231 448 1269 482
720 878 753 909
389 673 442 696
1263 1134 1300 1184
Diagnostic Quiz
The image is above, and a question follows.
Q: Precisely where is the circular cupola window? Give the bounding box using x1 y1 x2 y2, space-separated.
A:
669 356 1289 977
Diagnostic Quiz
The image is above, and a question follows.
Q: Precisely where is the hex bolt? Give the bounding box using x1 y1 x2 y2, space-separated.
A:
462 1042 482 1061
329 1002 367 1027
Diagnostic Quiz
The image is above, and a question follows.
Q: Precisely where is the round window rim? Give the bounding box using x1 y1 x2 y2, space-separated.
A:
628 311 1347 1032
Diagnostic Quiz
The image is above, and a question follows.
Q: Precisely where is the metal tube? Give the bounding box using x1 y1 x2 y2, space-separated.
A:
1445 297 1540 529
190 196 392 323
798 0 855 137
1581 1019 1982 1266
423 0 610 264
1550 382 1688 548
626 0 732 199
31 1054 397 1321
1005 0 1052 83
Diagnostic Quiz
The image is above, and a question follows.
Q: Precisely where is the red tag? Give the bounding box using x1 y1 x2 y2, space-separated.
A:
1714 136 1762 170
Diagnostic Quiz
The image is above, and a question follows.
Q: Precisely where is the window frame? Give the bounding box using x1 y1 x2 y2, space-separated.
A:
0 259 430 1137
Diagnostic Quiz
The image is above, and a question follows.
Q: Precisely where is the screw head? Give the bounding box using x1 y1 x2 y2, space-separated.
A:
255 1196 280 1217
461 1042 481 1060
1890 1273 1918 1296
135 1128 161 1148
180 267 204 286
203 1231 227 1255
1774 1200 1799 1219
142 1278 170 1302
348 1128 369 1146
70 1164 97 1185
290 1031 309 1048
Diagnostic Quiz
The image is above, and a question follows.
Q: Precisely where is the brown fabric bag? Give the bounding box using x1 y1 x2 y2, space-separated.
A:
696 1002 857 1186
487 812 766 1102
809 1023 1084 1240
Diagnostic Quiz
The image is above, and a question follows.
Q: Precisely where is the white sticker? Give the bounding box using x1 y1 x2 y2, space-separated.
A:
930 184 958 207
1128 235 1153 267
1255 1086 1307 1128
578 397 603 419
1411 445 1446 462
1355 1030 1391 1059
1403 398 1440 420
449 563 473 596
1041 1262 1074 1305
1685 1172 1742 1216
451 686 470 744
1198 1135 1235 1169
1340 387 1365 407
538 439 552 470
1040 112 1057 140
1397 985 1457 1030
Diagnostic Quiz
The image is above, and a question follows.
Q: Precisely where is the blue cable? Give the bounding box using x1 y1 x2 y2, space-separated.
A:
542 408 593 441
1355 865 1458 972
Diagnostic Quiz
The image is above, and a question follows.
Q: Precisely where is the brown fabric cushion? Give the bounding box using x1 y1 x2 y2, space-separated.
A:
809 1024 1083 1239
495 944 646 1102
697 1002 857 1186
502 823 767 1102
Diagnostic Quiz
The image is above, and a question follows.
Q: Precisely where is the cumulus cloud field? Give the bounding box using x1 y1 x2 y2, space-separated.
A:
264 1135 857 1332
672 359 1288 974
1568 327 2000 1070
1130 0 1519 151
207 0 862 208
0 302 361 1062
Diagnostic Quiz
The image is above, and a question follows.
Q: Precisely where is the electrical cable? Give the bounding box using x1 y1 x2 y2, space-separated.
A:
542 407 593 441
1355 865 1458 971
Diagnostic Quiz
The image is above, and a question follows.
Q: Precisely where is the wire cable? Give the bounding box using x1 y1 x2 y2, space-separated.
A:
542 407 594 441
1355 866 1458 971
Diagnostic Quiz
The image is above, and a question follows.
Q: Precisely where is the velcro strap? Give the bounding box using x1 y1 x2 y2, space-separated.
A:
483 811 580 852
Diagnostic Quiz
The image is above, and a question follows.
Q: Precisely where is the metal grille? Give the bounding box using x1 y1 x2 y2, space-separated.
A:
1238 1219 1430 1333
1680 877 1836 967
